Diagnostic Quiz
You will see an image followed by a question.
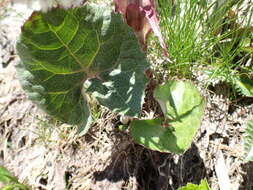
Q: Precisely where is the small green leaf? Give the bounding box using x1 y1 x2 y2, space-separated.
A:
154 81 204 120
153 81 205 153
0 166 28 190
131 118 185 153
131 81 205 154
178 179 211 190
241 46 253 53
118 125 128 131
1 184 28 190
244 118 253 161
0 166 18 184
234 75 253 97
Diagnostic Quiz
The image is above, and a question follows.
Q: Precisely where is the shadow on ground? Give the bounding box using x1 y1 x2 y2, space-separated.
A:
239 162 253 190
93 140 207 190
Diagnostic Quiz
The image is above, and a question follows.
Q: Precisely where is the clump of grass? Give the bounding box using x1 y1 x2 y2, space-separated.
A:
155 0 253 97
157 0 211 78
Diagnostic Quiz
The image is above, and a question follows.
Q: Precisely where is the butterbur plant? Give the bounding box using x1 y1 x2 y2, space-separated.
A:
16 2 205 154
17 4 149 133
131 81 205 153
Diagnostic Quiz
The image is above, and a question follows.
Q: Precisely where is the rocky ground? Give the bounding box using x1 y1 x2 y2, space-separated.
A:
1 1 253 190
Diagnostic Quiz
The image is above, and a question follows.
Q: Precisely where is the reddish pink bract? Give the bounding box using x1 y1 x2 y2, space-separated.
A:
114 0 168 56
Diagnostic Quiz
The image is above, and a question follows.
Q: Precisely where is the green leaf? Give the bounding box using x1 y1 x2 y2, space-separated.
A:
0 166 18 184
118 125 128 131
234 75 253 97
0 166 28 190
178 179 211 190
16 4 149 130
131 118 185 153
131 81 205 154
244 118 253 161
154 81 205 153
85 36 149 117
1 184 28 190
154 81 204 120
241 46 253 53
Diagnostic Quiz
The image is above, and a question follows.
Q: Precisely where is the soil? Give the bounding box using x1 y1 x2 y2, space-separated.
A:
1 1 253 190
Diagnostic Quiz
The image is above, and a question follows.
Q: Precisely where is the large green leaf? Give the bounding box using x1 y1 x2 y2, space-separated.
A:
131 81 205 153
16 4 149 129
178 179 211 190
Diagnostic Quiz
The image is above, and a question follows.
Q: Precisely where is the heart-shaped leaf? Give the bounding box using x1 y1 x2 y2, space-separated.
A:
16 4 149 131
131 81 205 153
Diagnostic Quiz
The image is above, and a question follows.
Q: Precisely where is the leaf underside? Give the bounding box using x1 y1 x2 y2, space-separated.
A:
131 81 205 154
16 4 149 129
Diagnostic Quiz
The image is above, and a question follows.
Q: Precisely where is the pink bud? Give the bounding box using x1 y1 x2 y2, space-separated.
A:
114 0 168 56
